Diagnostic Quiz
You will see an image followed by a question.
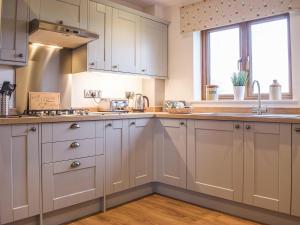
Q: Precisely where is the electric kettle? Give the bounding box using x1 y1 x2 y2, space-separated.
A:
133 94 149 112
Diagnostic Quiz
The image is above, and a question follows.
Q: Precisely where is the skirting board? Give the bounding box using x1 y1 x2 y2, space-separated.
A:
154 183 300 225
5 183 300 225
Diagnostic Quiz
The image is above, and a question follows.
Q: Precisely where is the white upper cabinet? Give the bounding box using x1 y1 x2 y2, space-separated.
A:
0 125 40 224
111 8 140 73
292 125 300 217
87 1 108 70
187 120 243 202
155 119 187 189
243 123 291 214
140 18 168 77
0 0 28 65
29 0 88 29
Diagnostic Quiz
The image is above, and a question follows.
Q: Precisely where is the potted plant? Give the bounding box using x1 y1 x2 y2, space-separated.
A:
231 71 248 101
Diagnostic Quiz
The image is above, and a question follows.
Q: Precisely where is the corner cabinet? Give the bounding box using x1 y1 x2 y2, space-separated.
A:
105 120 130 195
187 120 243 202
0 124 40 224
155 119 187 189
129 118 153 187
243 123 291 214
0 0 28 66
140 18 168 77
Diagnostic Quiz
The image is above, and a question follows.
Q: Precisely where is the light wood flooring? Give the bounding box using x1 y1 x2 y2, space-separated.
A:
68 194 261 225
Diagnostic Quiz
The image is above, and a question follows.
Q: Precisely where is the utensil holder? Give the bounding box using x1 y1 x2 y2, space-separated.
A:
0 94 9 116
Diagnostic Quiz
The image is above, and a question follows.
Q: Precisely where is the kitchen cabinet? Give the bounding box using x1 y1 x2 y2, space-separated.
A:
87 1 111 70
187 120 243 202
37 0 88 29
111 8 140 73
0 0 28 65
129 118 153 187
155 119 187 189
243 123 291 214
105 120 130 195
0 124 40 224
292 125 300 217
140 18 168 77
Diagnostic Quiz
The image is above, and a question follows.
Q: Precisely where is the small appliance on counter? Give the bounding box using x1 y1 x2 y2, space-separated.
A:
0 81 16 116
110 99 129 112
164 100 192 114
133 94 149 112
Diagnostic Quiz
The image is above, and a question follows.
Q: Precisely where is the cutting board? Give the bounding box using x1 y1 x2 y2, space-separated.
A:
29 92 60 110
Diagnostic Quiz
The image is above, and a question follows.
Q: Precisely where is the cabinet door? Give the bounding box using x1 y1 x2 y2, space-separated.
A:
87 1 106 70
292 125 300 217
39 0 88 29
140 18 168 77
244 123 291 214
111 8 140 73
0 125 39 224
187 120 243 202
129 119 153 187
42 155 104 213
105 120 130 195
0 0 28 64
155 119 187 188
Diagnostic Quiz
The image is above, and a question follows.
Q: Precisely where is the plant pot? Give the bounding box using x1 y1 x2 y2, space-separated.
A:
233 86 245 101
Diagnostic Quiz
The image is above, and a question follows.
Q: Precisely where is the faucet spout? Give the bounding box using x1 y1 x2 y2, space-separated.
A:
252 80 265 115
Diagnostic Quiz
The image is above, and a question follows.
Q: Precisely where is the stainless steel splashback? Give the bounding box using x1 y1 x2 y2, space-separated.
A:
16 45 72 113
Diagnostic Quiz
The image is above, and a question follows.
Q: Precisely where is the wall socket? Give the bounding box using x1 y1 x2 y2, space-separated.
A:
84 90 102 98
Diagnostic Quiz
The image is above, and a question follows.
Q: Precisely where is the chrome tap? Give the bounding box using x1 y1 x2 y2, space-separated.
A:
252 80 267 115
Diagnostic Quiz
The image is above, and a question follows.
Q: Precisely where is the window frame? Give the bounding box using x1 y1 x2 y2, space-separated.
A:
201 14 292 100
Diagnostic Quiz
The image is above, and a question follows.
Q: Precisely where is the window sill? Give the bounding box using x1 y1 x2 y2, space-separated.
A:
191 99 299 106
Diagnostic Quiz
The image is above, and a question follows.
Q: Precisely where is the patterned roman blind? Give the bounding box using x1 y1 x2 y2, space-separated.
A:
180 0 300 33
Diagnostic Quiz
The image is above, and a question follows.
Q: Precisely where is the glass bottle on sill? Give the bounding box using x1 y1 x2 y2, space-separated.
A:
269 80 282 100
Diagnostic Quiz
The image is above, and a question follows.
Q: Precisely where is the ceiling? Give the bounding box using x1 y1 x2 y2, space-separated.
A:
122 0 199 8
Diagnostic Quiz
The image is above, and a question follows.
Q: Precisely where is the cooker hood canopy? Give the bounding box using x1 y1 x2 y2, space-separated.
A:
29 19 99 49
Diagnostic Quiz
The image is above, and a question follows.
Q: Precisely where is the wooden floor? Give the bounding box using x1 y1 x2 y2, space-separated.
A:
68 194 261 225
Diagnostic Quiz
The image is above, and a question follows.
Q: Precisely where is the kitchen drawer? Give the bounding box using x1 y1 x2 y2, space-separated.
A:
42 138 104 163
52 121 96 142
42 155 104 213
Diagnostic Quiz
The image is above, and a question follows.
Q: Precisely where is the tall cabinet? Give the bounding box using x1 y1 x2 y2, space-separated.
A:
187 120 244 202
0 124 40 224
292 125 300 217
0 0 28 65
243 122 291 214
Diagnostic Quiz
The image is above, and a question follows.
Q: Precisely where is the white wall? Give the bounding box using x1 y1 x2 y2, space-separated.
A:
71 72 143 108
165 6 300 106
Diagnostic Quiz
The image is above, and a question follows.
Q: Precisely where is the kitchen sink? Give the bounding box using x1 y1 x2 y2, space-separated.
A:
192 112 300 118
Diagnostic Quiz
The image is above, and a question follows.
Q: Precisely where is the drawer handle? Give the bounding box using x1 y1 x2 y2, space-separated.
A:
106 123 112 127
70 161 81 168
30 127 37 132
70 142 80 148
245 125 251 130
295 128 300 133
130 122 136 126
235 124 240 129
16 53 23 58
70 123 80 129
180 122 185 126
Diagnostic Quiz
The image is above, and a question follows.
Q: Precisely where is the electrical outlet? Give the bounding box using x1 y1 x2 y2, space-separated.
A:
84 90 102 98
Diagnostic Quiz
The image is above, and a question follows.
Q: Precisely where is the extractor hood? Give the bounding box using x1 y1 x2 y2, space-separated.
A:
29 19 99 49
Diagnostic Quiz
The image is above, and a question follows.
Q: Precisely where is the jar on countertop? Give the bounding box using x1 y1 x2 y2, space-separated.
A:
269 80 282 100
206 85 219 101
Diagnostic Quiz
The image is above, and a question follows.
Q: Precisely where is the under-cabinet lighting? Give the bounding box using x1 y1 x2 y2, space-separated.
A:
31 42 63 49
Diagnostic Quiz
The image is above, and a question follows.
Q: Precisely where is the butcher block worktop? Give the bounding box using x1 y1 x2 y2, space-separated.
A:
1 112 300 125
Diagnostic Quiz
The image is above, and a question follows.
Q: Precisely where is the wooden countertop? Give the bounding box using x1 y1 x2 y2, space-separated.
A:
1 112 300 125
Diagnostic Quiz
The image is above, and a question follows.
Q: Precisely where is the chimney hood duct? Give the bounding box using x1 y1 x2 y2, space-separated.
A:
29 19 99 49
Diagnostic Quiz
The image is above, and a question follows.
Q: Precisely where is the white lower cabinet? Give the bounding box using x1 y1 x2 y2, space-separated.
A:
105 120 130 195
129 118 153 187
155 119 187 189
243 123 291 214
42 155 104 213
0 124 40 224
292 125 300 217
187 120 243 202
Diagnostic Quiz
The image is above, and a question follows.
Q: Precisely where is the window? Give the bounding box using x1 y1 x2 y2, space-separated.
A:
202 14 292 99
